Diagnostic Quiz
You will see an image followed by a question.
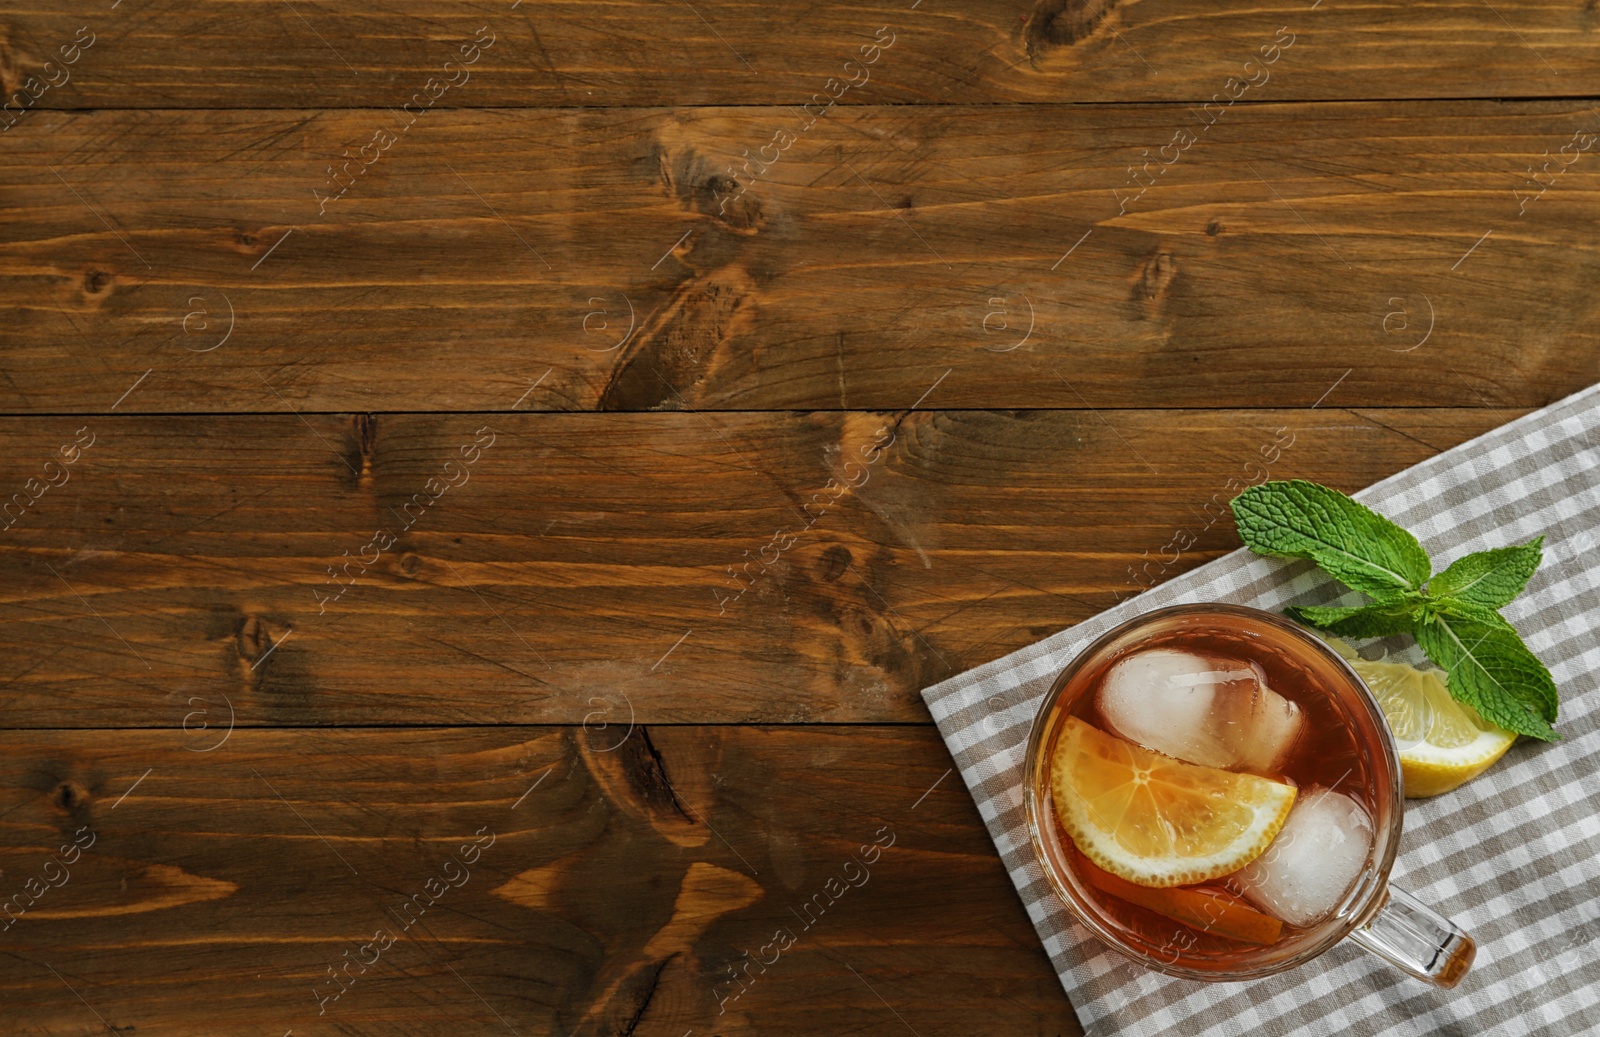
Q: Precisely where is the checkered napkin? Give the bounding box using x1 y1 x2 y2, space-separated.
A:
921 384 1600 1037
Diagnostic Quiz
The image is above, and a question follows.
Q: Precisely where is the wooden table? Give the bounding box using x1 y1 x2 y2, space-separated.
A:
1 2 1595 1033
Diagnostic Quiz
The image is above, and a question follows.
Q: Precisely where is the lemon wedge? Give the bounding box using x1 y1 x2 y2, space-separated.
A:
1050 716 1298 888
1349 654 1517 798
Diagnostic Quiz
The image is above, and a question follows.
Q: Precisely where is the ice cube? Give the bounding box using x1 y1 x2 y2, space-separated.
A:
1097 648 1304 772
1234 788 1373 928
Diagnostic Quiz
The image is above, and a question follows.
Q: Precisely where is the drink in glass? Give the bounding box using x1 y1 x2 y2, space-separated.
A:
1023 603 1474 985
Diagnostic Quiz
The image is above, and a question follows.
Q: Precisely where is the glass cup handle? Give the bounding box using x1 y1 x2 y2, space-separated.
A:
1346 884 1476 988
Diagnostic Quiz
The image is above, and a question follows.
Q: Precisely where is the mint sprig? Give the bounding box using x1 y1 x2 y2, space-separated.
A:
1231 480 1559 742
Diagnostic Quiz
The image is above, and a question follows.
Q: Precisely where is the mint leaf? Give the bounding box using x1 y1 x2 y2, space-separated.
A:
1414 612 1559 740
1430 537 1544 608
1431 609 1556 722
1286 600 1418 638
1431 596 1515 631
1232 481 1431 602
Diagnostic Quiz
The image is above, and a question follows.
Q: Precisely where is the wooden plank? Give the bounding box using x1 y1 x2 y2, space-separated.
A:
1 1 1598 109
0 724 1083 1036
4 103 1597 414
0 407 1507 727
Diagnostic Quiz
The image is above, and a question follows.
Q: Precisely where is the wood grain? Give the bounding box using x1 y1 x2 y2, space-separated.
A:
1 0 1598 108
0 724 1082 1036
0 407 1508 728
4 103 1597 414
3 0 1589 1031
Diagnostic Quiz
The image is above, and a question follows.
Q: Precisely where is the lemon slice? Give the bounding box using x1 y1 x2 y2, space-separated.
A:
1050 716 1298 888
1349 654 1516 798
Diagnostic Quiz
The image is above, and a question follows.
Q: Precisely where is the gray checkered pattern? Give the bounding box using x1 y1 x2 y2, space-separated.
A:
922 384 1600 1037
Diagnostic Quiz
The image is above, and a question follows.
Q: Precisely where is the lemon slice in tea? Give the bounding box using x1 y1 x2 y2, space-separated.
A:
1351 656 1516 798
1050 716 1298 888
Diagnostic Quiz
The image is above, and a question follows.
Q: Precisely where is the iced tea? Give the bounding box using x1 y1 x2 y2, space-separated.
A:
1025 604 1404 979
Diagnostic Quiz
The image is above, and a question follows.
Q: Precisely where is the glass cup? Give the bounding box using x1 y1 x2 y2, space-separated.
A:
1022 602 1475 986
